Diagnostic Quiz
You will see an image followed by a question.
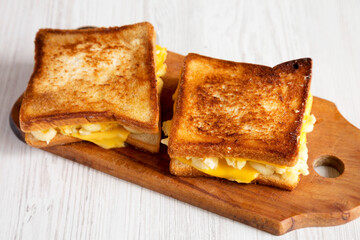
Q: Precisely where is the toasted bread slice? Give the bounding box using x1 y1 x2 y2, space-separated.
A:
169 158 298 190
20 22 159 134
169 53 312 167
126 131 161 153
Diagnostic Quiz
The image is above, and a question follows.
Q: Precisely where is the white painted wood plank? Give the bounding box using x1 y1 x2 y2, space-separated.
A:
0 0 359 239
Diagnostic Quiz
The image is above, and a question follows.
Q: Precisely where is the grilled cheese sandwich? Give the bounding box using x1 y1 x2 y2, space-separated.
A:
162 94 315 184
164 53 315 190
30 45 167 149
20 23 167 152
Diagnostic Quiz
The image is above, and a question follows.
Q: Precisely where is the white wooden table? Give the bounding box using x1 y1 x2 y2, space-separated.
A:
1 0 359 239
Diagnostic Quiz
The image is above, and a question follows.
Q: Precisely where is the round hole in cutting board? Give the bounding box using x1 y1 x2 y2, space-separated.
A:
313 155 344 178
314 166 340 178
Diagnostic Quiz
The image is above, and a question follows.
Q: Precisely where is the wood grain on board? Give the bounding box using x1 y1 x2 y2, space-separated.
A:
10 51 360 235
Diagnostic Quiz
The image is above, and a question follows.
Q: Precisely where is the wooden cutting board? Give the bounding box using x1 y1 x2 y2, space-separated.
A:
10 51 360 235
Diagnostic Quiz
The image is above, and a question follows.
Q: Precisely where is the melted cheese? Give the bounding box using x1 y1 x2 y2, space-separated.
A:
163 92 315 183
31 45 167 149
155 45 167 94
31 122 130 149
177 157 259 183
66 125 130 149
155 45 167 78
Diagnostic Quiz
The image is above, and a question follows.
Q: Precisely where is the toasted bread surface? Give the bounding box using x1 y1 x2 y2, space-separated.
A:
20 22 159 133
169 158 297 190
168 54 312 167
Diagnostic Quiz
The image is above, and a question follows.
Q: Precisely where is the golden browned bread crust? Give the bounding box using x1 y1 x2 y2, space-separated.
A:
169 157 207 177
169 158 298 190
168 54 312 167
20 22 159 134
